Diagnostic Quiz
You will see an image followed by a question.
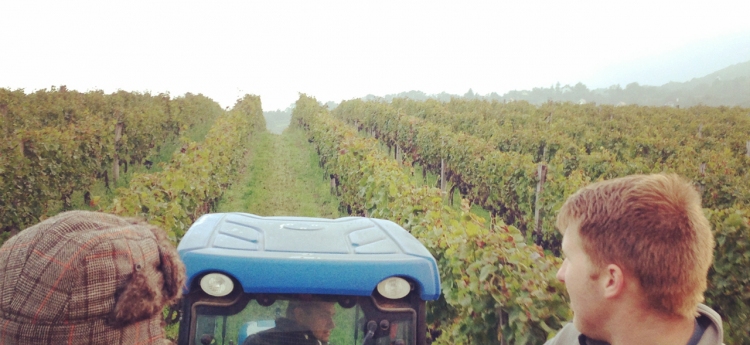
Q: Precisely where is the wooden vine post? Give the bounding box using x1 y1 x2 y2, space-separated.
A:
746 141 749 158
0 104 8 137
533 163 548 244
395 110 403 164
497 307 508 345
533 145 549 243
698 162 707 194
113 118 124 184
330 176 338 196
440 139 446 192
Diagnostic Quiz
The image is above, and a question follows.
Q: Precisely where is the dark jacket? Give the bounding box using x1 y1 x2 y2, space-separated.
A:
543 304 724 345
243 318 328 345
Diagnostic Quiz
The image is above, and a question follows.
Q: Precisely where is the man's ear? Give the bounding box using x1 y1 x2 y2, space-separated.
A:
602 264 625 299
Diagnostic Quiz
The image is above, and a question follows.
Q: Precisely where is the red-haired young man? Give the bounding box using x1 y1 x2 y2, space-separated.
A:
545 174 723 345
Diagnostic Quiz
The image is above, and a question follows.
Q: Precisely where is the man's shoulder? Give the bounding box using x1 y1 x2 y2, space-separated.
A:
243 318 303 345
696 304 724 345
242 328 316 345
243 328 283 345
544 304 723 345
243 332 269 345
543 323 585 345
542 323 609 345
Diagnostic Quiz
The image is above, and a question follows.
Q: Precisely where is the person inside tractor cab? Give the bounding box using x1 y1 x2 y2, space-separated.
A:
243 300 336 345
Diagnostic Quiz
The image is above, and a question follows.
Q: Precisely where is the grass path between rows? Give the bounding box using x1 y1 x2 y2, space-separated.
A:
216 127 342 218
208 127 350 344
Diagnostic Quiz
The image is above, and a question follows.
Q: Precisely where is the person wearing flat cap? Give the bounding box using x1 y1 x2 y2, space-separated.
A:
0 210 186 345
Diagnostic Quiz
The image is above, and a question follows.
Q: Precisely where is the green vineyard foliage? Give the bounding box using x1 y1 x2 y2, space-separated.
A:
0 87 223 242
108 95 265 241
333 100 540 237
294 94 570 344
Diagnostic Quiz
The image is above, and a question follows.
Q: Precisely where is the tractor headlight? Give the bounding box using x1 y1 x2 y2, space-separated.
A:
377 277 411 299
200 273 234 297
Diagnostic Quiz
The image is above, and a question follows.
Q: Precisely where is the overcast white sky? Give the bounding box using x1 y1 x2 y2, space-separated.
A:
2 0 750 111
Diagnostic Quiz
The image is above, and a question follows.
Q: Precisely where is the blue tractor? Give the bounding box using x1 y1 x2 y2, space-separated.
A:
176 213 441 345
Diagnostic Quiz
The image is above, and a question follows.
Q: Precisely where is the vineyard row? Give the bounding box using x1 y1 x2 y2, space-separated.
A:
0 88 224 240
294 94 569 345
108 95 266 241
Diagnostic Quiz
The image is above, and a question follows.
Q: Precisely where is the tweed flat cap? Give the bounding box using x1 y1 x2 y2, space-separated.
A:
0 210 186 344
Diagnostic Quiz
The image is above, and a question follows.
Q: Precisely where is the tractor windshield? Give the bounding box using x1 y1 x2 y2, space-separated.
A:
190 294 417 345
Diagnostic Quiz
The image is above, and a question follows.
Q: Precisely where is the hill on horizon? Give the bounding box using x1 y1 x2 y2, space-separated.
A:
354 59 750 108
585 31 750 89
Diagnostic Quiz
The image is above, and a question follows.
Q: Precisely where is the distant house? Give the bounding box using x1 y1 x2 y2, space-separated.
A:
578 99 587 105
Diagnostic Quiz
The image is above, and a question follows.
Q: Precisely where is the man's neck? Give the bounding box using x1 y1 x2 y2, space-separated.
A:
604 308 696 345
